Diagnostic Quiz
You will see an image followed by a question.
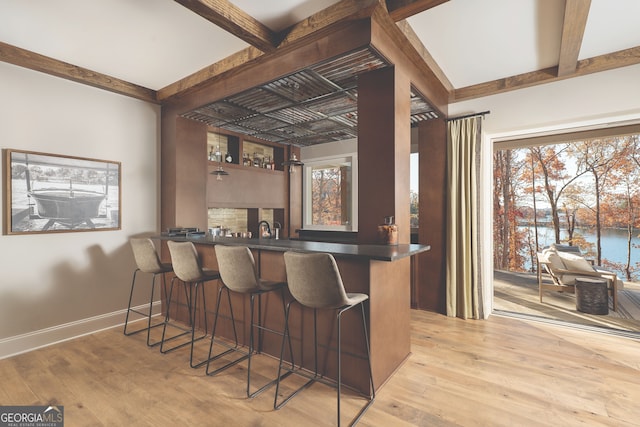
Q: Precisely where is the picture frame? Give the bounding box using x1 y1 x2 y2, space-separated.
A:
3 149 121 235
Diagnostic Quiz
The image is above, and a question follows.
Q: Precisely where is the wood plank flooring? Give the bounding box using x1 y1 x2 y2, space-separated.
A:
1 310 639 426
494 269 640 333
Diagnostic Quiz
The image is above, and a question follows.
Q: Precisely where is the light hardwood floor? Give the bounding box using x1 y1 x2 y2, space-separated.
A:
1 310 639 426
494 269 640 334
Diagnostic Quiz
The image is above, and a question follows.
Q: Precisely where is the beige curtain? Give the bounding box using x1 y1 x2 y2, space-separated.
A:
445 116 484 319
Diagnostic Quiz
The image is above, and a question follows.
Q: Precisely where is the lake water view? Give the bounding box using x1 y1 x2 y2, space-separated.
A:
519 226 640 279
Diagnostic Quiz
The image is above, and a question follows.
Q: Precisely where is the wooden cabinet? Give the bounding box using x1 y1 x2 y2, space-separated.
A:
207 129 288 209
206 128 290 236
207 132 239 164
208 129 284 171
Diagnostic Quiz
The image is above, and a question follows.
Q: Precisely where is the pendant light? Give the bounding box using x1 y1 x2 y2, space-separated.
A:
209 132 229 180
282 152 304 173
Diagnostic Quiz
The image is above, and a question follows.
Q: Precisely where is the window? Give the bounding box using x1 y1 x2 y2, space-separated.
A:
303 154 357 231
410 152 419 228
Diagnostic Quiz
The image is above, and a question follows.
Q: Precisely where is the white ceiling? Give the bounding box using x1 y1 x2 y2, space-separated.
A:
1 0 639 93
230 0 343 32
408 0 640 88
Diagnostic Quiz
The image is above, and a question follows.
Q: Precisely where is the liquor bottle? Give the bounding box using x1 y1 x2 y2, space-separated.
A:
208 146 215 161
225 151 232 163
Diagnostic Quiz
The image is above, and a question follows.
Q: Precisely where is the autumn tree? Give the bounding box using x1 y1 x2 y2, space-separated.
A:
494 150 527 271
528 144 587 245
494 133 640 278
559 182 594 248
494 150 510 269
599 135 640 279
311 167 345 225
409 190 419 228
568 137 627 265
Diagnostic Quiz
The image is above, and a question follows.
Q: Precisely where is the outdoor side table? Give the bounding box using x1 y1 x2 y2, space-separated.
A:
575 277 609 315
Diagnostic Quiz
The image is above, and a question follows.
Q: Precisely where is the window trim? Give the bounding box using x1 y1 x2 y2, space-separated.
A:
302 153 358 232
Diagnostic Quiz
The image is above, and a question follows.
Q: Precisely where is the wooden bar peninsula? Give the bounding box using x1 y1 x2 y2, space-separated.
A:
158 235 430 393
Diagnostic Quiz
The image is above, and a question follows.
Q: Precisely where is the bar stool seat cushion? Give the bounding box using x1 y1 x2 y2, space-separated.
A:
168 241 215 282
284 252 368 309
131 238 172 274
214 246 286 293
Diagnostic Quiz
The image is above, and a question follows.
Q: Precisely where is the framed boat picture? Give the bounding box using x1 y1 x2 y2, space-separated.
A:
3 149 121 234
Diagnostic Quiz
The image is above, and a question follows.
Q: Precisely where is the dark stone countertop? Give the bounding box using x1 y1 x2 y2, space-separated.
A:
156 234 430 262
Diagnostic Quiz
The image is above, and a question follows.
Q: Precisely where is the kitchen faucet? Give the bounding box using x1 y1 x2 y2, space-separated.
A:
258 220 271 238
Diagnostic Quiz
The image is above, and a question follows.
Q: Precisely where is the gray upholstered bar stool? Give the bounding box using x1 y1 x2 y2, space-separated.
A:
124 238 173 346
275 252 375 426
207 245 293 398
161 241 221 368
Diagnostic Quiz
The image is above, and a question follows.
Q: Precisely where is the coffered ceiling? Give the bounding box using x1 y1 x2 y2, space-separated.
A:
181 48 438 146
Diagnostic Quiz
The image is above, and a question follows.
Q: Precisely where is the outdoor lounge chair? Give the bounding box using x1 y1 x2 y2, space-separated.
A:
537 245 620 311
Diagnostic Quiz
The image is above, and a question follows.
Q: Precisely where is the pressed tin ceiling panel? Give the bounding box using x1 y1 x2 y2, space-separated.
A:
181 48 439 147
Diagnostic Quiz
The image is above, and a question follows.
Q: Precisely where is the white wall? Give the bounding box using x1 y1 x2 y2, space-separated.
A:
450 63 640 137
300 138 357 160
0 62 160 357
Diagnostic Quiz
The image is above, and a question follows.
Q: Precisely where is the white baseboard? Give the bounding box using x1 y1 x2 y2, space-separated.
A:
0 301 162 360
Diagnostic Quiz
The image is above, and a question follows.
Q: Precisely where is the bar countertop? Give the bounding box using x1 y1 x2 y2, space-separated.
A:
156 234 430 262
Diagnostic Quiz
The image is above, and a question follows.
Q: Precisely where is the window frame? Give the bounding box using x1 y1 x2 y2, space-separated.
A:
302 153 358 232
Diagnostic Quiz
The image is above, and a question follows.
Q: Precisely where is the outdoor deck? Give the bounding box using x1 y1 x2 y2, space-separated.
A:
494 270 640 334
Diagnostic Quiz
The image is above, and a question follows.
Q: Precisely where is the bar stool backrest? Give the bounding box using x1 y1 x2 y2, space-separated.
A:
130 238 166 274
283 252 350 309
215 245 261 293
167 241 203 282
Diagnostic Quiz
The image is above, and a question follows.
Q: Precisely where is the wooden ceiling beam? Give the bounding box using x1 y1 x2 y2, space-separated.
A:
157 46 263 101
6 0 632 107
451 45 640 102
370 4 448 115
386 0 449 21
174 0 279 52
159 0 380 102
557 0 591 77
0 41 157 103
163 21 373 114
277 0 379 47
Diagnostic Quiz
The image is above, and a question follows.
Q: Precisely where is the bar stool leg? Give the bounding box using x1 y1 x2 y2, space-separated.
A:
245 289 294 399
145 274 159 346
160 278 200 355
361 304 375 401
275 302 375 426
337 308 342 427
205 286 241 374
144 272 163 346
247 294 257 396
188 281 212 368
123 269 142 334
336 302 375 426
274 303 316 410
123 269 166 347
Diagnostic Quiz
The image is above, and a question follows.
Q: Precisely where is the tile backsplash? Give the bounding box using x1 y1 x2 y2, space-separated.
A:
208 208 247 232
207 208 274 233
